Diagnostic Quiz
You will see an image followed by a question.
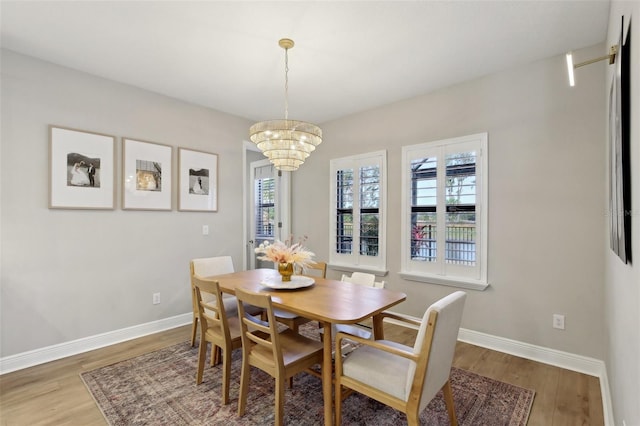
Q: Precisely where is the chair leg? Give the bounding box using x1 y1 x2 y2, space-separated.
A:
443 380 458 426
407 410 419 426
195 340 207 385
238 356 250 416
275 377 285 426
221 347 231 405
335 381 342 425
190 317 198 347
211 346 221 366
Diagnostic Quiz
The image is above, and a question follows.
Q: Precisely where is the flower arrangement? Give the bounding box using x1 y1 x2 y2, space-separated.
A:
255 235 315 269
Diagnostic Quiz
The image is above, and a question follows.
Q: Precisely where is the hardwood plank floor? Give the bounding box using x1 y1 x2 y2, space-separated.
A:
0 324 604 425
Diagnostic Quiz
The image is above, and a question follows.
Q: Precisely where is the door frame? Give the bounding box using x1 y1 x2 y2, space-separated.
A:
242 141 291 270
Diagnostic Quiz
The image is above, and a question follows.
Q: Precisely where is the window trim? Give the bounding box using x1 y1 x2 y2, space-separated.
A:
329 150 387 273
400 133 488 290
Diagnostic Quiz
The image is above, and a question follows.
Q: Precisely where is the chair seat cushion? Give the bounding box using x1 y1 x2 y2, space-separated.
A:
342 340 413 401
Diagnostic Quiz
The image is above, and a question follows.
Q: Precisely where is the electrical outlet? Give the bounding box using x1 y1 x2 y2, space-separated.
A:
553 314 565 330
153 293 161 305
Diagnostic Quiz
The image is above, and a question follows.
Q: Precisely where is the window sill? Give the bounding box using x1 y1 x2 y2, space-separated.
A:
399 272 489 291
328 263 388 278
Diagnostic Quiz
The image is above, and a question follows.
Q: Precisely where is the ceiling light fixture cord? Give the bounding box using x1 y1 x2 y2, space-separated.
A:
284 46 289 121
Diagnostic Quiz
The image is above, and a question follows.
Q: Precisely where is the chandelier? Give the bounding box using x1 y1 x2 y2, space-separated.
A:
249 38 322 172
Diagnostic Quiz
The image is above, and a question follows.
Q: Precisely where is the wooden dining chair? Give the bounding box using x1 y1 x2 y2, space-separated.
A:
274 261 327 332
190 257 263 347
335 291 467 426
190 256 237 347
192 275 242 405
236 287 324 426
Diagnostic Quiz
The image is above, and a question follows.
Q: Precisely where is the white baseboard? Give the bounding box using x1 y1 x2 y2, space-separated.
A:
384 312 614 426
0 313 192 375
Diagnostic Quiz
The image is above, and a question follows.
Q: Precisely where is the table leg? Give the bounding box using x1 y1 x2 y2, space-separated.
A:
322 320 334 425
372 314 385 340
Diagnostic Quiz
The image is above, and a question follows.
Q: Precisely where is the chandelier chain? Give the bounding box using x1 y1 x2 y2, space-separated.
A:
284 47 289 120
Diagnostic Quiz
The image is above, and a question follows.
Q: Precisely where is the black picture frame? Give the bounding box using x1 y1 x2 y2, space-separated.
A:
609 17 632 264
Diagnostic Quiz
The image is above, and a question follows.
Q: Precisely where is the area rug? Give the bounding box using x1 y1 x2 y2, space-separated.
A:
81 326 534 425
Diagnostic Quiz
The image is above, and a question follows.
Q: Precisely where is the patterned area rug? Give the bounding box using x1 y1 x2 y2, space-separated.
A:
81 325 534 425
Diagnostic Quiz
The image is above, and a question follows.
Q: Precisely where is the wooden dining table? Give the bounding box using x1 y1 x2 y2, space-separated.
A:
206 268 407 425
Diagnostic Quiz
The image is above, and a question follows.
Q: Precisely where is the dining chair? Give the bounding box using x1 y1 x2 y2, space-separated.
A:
334 291 467 426
190 256 262 347
326 272 386 339
235 287 324 426
192 275 242 405
190 256 237 347
340 271 385 288
273 261 327 332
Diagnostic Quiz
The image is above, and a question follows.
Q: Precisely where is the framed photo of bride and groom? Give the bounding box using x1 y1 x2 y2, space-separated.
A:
49 126 116 209
177 148 218 212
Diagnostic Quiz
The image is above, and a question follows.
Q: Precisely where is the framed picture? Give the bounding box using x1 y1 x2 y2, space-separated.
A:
608 17 632 264
122 138 172 210
178 148 218 212
49 125 116 209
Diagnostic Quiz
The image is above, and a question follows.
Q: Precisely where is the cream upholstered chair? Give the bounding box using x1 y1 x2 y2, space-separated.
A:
329 272 386 339
273 261 327 332
192 275 242 404
236 287 324 426
341 271 385 288
190 256 237 347
335 291 467 426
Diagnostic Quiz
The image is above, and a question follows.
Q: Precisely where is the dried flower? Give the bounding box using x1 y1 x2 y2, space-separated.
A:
255 236 315 269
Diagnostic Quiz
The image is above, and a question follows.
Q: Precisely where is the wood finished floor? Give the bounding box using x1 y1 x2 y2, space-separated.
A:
0 324 604 425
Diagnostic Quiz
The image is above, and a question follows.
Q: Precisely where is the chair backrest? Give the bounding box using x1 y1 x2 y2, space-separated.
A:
192 275 233 343
409 291 466 412
302 261 327 278
341 272 376 286
191 256 235 277
235 287 283 371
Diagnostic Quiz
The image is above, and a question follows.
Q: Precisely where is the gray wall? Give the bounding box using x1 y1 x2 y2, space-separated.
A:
604 3 639 426
1 50 252 356
293 44 607 360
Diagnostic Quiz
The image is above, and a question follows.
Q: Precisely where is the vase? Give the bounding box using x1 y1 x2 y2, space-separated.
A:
278 262 294 282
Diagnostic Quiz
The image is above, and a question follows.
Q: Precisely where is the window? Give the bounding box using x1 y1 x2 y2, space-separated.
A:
255 168 275 240
401 133 488 290
330 151 387 273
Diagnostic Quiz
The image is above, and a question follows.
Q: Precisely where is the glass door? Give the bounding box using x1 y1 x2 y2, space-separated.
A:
247 159 290 269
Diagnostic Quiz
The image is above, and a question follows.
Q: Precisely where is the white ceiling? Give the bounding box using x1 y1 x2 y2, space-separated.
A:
1 1 610 124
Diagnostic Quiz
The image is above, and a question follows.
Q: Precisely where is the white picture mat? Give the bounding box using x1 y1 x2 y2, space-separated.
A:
49 126 115 209
122 138 172 210
178 148 218 212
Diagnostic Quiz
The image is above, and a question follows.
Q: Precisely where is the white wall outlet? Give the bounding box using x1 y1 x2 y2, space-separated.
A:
153 293 161 305
202 225 209 235
553 314 565 330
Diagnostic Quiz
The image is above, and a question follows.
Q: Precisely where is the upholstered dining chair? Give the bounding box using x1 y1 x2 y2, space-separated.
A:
340 271 385 288
326 272 386 339
273 261 327 332
334 291 467 426
235 287 324 426
192 275 242 405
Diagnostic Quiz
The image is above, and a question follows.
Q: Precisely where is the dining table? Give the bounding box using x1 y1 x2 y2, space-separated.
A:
206 268 407 425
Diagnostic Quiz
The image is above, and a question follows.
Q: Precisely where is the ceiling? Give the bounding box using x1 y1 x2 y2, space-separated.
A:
1 1 610 124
